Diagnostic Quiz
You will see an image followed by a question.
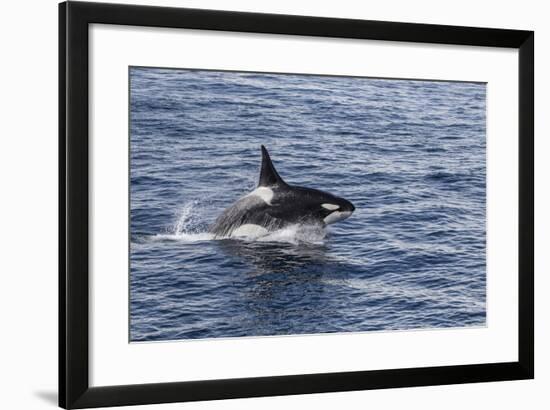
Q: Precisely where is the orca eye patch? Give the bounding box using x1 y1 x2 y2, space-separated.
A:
322 203 340 211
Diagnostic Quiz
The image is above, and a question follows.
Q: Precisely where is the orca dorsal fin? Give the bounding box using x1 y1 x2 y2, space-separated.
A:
258 145 286 187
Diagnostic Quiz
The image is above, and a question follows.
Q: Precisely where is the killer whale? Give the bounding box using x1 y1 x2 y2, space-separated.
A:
209 145 355 239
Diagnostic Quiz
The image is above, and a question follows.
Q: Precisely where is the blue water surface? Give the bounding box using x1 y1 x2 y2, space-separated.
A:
129 67 486 341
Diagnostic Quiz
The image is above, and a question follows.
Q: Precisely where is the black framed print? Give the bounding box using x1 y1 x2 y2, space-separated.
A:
59 1 534 408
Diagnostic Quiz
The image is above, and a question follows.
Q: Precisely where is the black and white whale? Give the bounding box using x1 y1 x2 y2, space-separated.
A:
209 146 355 239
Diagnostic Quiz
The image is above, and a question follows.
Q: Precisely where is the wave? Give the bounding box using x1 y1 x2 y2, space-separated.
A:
150 201 326 245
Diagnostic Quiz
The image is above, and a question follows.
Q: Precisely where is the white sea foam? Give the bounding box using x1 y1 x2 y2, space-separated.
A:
257 223 326 245
152 232 214 243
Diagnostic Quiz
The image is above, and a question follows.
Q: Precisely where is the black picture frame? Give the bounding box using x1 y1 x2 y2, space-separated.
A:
59 1 534 408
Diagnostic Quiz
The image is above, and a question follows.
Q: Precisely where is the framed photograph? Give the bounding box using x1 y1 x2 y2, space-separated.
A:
59 1 534 408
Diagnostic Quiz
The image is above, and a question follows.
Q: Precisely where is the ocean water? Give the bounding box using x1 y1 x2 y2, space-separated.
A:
129 67 486 342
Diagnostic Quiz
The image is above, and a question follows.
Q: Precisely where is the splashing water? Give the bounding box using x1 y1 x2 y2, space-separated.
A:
153 201 213 242
258 223 326 245
173 201 200 235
